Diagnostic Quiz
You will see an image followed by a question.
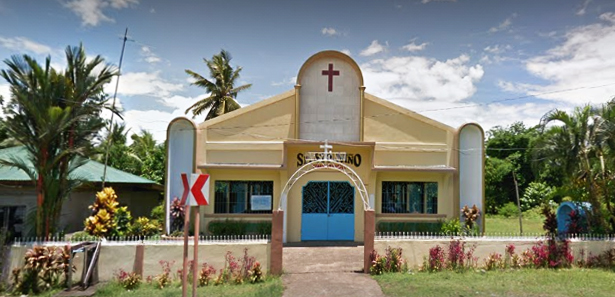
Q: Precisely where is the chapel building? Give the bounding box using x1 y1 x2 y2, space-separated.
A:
166 50 484 243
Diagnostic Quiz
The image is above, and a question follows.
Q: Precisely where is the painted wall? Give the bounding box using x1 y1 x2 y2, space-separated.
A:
8 242 270 282
298 54 361 142
459 124 484 230
167 118 196 233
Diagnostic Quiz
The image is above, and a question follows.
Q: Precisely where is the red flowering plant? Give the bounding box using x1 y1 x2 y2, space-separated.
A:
170 197 185 233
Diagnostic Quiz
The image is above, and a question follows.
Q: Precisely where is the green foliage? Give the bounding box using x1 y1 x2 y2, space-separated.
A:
497 202 520 218
130 217 161 237
0 44 116 237
112 206 132 237
521 182 553 211
377 221 443 233
185 50 251 120
440 218 462 235
150 203 164 223
370 247 407 275
12 245 73 295
485 122 537 214
208 220 271 236
116 269 141 290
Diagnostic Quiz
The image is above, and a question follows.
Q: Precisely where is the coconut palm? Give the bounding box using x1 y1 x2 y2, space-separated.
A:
536 105 605 231
0 45 116 237
184 50 251 120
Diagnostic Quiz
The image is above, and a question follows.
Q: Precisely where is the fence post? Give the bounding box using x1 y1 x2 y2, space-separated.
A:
364 209 375 274
270 210 284 276
133 244 144 276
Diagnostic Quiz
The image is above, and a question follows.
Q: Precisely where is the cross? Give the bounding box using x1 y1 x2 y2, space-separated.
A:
321 63 340 92
320 139 332 160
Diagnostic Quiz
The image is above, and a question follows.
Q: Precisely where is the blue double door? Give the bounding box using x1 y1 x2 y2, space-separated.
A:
301 181 355 241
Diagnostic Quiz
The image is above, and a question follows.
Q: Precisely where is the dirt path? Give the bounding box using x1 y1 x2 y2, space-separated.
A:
282 246 385 297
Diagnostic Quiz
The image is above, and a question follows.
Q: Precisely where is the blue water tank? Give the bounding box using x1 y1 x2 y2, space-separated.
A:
556 202 590 234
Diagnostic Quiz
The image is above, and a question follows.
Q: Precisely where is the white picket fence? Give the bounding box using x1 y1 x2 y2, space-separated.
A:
375 232 615 242
12 234 271 247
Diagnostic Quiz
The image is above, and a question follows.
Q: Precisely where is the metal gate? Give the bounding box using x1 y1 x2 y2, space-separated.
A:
301 181 354 240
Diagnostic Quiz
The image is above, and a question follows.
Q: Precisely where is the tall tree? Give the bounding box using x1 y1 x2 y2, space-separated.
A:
536 106 605 231
0 45 116 237
184 50 251 120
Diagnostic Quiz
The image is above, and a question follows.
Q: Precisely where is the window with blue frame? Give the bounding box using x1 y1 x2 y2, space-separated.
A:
381 181 438 214
214 181 273 214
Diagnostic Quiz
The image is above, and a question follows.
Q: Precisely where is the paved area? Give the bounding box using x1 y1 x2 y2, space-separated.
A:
282 245 385 297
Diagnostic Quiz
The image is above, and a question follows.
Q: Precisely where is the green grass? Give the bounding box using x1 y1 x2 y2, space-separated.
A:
93 278 283 297
485 215 544 234
374 269 615 297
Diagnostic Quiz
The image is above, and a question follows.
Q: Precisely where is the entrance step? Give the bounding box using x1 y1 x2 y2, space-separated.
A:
282 246 384 297
283 246 363 273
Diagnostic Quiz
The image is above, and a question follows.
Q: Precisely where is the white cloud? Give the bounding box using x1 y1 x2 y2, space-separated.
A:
340 49 351 56
271 76 296 87
402 40 428 52
360 40 388 56
502 12 615 104
483 44 511 54
105 71 183 97
576 0 592 16
362 54 484 103
489 13 517 33
0 36 53 55
140 46 161 64
63 0 139 26
321 27 340 37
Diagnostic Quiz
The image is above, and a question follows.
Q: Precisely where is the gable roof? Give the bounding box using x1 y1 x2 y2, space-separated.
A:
0 146 159 187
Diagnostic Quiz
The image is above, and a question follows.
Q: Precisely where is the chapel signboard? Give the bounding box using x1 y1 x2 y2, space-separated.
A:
296 152 362 167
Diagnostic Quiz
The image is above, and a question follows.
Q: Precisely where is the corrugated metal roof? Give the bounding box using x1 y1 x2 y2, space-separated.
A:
0 146 158 185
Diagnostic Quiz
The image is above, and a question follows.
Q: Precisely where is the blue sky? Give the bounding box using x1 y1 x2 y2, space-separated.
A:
1 0 615 142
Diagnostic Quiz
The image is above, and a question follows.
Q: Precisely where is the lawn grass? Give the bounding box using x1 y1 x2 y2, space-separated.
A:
374 268 615 297
92 277 283 297
485 215 544 234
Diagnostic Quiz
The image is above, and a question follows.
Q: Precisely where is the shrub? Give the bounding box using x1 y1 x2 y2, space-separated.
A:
440 218 462 235
12 245 73 295
84 187 119 237
248 262 264 283
156 260 174 289
369 247 407 275
170 197 185 233
425 245 445 272
484 252 503 270
521 182 553 211
542 206 558 234
580 248 615 269
111 206 132 237
461 205 481 234
131 217 161 237
497 202 520 218
209 219 248 236
505 244 521 268
116 269 141 290
198 263 216 286
150 203 164 222
447 240 465 270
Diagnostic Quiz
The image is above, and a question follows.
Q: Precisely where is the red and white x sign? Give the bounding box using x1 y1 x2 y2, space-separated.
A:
180 173 210 206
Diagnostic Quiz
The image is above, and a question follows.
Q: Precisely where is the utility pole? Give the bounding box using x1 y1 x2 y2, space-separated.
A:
102 28 129 188
513 170 523 235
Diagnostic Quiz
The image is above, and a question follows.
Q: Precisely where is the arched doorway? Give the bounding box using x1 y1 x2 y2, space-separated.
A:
278 156 371 243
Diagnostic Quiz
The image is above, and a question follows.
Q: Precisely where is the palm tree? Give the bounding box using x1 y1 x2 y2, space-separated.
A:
536 106 605 231
185 50 251 120
0 45 116 237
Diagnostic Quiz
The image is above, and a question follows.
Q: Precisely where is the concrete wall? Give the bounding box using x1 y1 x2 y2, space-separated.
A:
8 241 270 283
375 238 615 268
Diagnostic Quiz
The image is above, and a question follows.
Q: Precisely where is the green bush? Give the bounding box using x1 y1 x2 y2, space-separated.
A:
150 203 164 222
377 221 443 233
497 202 520 218
440 218 462 235
207 220 271 236
521 182 553 211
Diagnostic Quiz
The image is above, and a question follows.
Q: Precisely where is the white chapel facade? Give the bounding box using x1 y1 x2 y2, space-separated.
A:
166 50 484 242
